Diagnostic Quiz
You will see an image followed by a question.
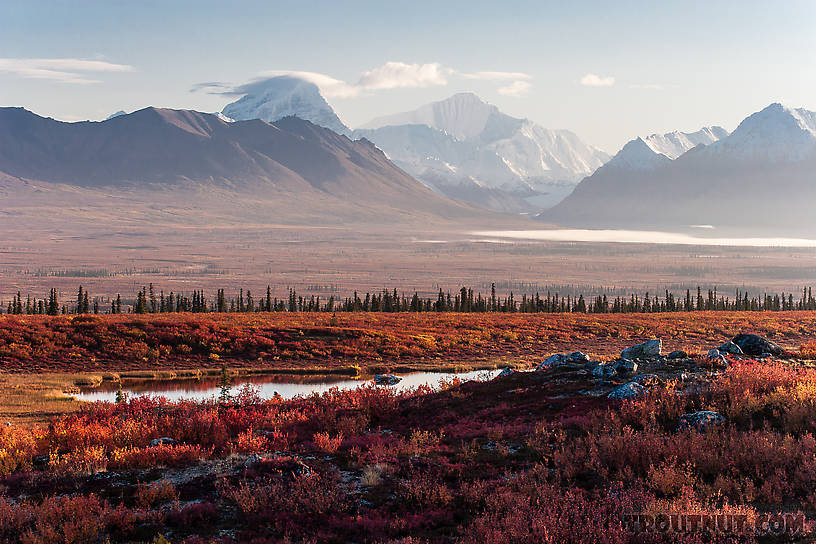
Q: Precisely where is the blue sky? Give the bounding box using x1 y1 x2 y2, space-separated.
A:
1 0 815 152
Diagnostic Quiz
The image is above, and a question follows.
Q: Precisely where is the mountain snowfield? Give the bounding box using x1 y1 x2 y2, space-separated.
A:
545 102 816 233
356 93 610 211
222 76 349 135
222 82 609 212
606 126 729 170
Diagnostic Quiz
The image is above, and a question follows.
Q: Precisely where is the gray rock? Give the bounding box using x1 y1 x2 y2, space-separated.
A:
536 351 590 371
565 351 590 364
495 367 515 378
731 333 783 356
718 341 743 355
678 411 726 432
373 374 402 386
667 350 688 360
613 358 638 374
591 363 616 380
621 339 662 360
608 382 646 400
536 353 566 371
631 374 662 386
150 437 176 447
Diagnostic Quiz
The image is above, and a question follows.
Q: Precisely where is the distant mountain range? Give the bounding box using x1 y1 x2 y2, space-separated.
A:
544 103 816 233
0 107 477 225
222 79 609 212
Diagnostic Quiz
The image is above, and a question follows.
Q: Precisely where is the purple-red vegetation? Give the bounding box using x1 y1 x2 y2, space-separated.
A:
0 358 815 541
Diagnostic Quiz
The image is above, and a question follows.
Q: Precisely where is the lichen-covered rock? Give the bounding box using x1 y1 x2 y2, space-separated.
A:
613 358 638 374
536 351 590 371
373 374 402 386
731 333 783 356
678 411 726 431
608 382 646 400
621 339 662 360
591 363 616 380
631 374 662 386
718 341 743 355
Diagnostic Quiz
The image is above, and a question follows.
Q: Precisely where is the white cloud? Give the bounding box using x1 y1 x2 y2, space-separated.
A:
199 62 534 99
257 70 359 97
580 73 615 87
356 62 450 90
0 58 133 84
498 80 532 96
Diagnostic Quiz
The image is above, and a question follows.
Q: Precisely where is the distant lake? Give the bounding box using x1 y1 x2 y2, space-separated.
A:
470 229 816 248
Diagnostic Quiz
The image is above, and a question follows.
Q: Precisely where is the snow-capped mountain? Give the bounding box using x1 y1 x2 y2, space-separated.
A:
640 127 728 159
544 103 816 233
222 76 349 135
606 126 728 170
357 93 610 211
702 103 816 162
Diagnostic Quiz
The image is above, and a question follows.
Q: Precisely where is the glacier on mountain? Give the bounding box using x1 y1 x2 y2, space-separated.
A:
222 76 349 135
356 93 609 210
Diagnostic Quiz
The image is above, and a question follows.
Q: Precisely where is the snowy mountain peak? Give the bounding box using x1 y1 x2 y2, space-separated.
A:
608 137 672 170
641 126 728 159
707 103 816 162
222 76 349 135
607 126 729 171
362 92 500 141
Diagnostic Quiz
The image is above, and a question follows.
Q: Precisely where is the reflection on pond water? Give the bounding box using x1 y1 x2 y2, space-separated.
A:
75 369 502 403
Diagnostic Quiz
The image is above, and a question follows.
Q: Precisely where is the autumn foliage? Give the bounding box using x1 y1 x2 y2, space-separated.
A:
0 355 814 541
0 311 813 372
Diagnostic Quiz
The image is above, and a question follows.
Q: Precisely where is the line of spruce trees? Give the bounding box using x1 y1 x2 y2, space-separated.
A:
4 283 816 316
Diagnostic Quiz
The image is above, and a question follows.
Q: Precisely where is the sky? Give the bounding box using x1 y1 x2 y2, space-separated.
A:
1 0 815 153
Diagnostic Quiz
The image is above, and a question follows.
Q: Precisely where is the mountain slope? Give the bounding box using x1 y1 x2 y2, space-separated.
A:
222 76 349 135
0 107 478 224
357 93 609 212
543 104 816 233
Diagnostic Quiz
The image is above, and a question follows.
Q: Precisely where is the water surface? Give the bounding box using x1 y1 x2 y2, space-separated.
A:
470 229 816 248
76 369 501 403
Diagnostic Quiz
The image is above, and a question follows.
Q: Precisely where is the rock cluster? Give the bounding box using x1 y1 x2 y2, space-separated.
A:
373 374 402 386
530 333 783 406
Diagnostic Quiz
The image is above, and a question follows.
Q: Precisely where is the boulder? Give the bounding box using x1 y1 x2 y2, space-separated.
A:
536 353 566 371
718 341 743 355
373 374 402 386
613 358 638 375
667 350 688 360
607 382 646 400
149 437 176 447
565 351 591 364
495 367 515 378
621 339 662 360
535 351 590 371
731 333 783 356
591 363 616 380
678 411 726 432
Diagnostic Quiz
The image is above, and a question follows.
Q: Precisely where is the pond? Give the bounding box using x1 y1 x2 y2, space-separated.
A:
74 369 502 403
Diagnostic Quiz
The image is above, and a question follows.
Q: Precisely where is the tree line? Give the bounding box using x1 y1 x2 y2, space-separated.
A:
4 284 816 316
